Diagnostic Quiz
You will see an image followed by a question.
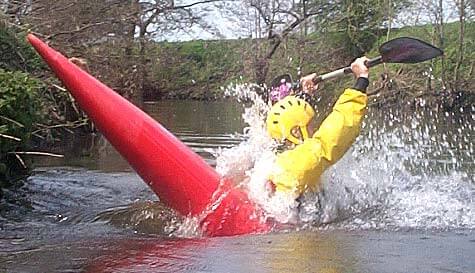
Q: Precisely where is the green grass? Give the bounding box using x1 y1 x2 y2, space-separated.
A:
145 21 473 100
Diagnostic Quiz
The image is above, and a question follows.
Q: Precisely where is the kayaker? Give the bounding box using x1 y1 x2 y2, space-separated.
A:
269 77 293 104
265 56 370 199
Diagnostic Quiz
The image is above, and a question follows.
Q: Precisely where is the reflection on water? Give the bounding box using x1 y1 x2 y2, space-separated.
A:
146 100 247 166
34 100 246 169
2 228 473 273
1 96 474 272
84 232 353 273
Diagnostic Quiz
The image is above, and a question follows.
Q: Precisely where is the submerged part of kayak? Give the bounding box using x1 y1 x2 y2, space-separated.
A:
27 34 269 236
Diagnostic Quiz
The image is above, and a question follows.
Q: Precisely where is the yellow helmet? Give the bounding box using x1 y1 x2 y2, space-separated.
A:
266 96 315 144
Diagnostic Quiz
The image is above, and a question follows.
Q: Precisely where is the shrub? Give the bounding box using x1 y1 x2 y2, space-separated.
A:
0 69 45 184
0 22 44 73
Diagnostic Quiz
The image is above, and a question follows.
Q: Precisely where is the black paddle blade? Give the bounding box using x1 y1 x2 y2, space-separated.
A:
379 37 443 64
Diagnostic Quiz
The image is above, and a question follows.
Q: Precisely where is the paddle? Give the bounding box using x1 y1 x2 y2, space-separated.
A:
310 37 444 84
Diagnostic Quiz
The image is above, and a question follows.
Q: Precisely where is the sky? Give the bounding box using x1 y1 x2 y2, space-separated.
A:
153 1 253 42
153 0 466 42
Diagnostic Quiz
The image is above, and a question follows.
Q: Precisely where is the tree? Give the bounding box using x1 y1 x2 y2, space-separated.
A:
0 0 31 23
453 0 466 88
133 0 227 103
2 0 228 105
227 0 336 84
330 0 409 56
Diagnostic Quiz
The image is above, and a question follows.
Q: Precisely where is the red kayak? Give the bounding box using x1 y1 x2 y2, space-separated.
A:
27 34 270 236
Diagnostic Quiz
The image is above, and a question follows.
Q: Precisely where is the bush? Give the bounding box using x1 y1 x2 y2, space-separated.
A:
0 21 44 73
0 69 45 185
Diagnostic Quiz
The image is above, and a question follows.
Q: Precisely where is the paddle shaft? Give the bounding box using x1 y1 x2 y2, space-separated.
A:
312 56 382 84
288 37 442 90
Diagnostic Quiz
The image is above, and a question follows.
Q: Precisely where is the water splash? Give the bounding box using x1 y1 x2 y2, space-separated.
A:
218 82 302 223
327 106 475 231
216 82 475 231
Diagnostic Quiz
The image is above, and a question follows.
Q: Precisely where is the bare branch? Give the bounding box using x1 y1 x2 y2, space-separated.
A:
175 0 228 9
0 133 21 142
45 21 108 40
0 115 25 128
8 151 64 158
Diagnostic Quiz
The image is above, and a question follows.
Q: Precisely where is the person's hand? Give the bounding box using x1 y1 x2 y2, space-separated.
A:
69 57 89 72
299 73 318 94
351 57 369 78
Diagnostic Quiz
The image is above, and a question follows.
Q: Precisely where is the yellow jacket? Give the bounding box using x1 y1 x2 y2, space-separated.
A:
268 88 368 197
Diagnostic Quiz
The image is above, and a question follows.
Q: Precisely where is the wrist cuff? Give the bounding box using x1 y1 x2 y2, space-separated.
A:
353 77 369 93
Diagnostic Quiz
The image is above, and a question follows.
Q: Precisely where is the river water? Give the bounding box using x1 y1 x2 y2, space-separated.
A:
1 86 474 272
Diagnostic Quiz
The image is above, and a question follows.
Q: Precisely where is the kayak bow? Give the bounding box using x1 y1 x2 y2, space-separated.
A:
27 34 269 236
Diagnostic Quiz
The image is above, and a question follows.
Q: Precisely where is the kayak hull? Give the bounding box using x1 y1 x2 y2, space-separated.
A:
27 34 270 236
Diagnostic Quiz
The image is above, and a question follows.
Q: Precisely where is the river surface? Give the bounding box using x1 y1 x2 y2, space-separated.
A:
1 92 474 272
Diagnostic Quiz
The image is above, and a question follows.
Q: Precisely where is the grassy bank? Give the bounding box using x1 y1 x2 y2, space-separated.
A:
145 21 473 108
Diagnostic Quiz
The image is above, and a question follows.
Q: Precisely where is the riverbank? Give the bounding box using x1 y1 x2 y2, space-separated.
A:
144 22 473 105
0 24 89 194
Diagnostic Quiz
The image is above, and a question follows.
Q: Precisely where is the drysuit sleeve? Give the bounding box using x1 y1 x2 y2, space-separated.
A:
268 87 368 197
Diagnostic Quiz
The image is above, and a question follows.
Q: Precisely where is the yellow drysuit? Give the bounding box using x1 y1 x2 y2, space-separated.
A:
268 88 368 197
